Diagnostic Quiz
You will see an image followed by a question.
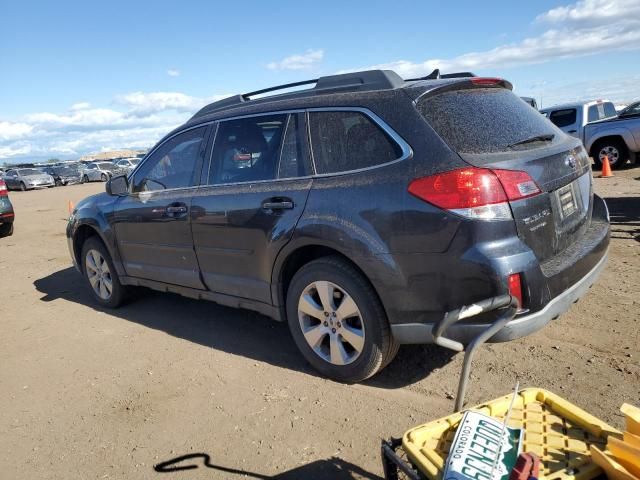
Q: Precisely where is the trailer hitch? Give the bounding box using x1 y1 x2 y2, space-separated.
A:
431 294 519 412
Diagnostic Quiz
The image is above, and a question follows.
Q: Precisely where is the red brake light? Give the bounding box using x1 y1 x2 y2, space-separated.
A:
508 273 523 309
408 167 507 210
0 180 7 196
471 77 504 86
408 167 541 220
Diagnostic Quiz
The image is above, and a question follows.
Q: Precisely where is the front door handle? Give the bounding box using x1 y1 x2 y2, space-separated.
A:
262 199 294 210
166 205 188 214
567 129 577 134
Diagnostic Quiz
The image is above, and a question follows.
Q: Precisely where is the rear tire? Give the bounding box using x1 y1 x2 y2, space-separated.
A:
592 139 628 169
0 223 13 237
286 256 395 383
81 236 127 308
82 175 89 183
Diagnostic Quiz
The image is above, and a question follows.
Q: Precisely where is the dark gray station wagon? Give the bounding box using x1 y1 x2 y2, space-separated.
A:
67 70 609 382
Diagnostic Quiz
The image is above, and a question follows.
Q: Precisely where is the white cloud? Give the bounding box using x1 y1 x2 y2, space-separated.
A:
345 0 640 77
70 102 91 111
267 49 324 71
167 69 180 77
115 91 227 116
0 121 34 141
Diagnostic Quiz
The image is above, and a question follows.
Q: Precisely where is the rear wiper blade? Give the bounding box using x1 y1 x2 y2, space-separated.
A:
508 134 555 148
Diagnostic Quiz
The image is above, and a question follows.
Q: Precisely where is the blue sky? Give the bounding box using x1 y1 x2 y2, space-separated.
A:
1 0 639 162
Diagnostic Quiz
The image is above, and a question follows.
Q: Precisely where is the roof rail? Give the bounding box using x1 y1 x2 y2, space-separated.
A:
405 69 477 81
191 70 405 119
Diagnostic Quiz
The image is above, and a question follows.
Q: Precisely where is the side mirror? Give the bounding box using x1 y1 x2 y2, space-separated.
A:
106 174 129 196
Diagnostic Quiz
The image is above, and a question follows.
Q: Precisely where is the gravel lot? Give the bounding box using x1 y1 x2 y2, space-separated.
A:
1 168 638 479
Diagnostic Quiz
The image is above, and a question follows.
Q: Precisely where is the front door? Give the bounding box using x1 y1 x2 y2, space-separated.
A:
191 113 312 304
112 125 211 289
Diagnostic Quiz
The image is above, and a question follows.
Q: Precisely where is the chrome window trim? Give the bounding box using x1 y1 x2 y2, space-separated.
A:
200 106 412 188
306 107 413 178
130 106 413 193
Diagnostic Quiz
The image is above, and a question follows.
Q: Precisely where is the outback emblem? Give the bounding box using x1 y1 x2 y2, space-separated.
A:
565 155 577 169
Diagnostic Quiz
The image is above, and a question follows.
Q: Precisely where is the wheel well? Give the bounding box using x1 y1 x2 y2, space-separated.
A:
278 245 381 312
590 135 627 158
73 225 99 266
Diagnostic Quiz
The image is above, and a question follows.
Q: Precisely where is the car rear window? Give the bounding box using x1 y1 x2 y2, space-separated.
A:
418 88 559 154
588 103 617 122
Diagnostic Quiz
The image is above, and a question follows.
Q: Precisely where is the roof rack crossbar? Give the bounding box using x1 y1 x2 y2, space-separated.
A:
242 78 319 100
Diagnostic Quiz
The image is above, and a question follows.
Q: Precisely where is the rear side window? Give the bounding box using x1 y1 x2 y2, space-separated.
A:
278 114 309 179
549 109 577 128
419 88 561 154
308 111 403 174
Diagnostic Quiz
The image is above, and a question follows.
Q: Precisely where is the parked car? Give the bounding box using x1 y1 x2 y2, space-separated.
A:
67 69 609 382
41 165 83 186
583 100 640 169
114 158 141 173
3 168 55 190
540 100 617 141
0 179 14 237
81 162 124 182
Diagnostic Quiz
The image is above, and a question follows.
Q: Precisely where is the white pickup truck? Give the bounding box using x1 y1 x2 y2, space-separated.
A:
542 99 640 169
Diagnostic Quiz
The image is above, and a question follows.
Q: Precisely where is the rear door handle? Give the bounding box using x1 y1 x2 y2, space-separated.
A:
166 205 188 214
567 130 577 133
262 199 294 210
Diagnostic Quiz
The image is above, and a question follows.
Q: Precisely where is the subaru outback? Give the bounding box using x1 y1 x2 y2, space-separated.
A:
67 69 609 382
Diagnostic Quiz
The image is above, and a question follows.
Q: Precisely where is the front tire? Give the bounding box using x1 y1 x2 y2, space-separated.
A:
100 173 108 181
286 256 396 383
593 139 628 169
81 237 127 308
20 182 26 191
82 175 89 183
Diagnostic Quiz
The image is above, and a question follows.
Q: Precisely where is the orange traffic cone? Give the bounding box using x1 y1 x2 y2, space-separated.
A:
68 200 75 215
601 155 613 178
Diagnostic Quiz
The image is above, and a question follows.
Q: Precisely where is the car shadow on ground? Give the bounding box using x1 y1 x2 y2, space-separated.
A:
33 267 454 389
153 452 382 479
605 195 639 242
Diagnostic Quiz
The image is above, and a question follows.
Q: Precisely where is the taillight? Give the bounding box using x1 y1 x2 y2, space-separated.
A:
408 167 540 220
508 273 524 310
0 180 7 196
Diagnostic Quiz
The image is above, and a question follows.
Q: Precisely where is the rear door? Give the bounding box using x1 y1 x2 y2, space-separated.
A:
191 112 312 304
418 87 592 262
112 125 210 289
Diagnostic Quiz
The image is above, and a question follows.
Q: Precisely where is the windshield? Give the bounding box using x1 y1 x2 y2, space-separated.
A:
18 169 43 176
620 101 640 117
98 163 115 171
418 87 560 155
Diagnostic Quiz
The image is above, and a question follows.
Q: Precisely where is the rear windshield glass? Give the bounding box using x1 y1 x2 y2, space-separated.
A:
418 88 560 154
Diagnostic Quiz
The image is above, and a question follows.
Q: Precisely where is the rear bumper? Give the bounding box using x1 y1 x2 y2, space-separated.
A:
391 248 608 344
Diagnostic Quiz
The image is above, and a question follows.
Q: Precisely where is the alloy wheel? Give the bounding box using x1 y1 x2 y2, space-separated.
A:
297 281 365 366
599 145 619 165
85 249 113 300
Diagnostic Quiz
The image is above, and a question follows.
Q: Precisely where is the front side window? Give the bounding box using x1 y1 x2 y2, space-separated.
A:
549 109 577 128
133 126 207 192
308 111 402 174
209 114 288 184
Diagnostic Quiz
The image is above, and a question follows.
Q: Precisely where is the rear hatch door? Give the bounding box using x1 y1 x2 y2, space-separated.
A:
417 85 593 262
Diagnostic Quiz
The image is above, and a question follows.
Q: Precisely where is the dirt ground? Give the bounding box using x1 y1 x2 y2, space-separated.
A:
0 168 638 479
